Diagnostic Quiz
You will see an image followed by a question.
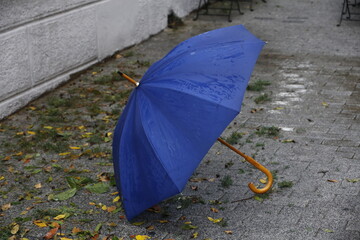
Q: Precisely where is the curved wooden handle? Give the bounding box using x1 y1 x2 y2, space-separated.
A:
217 138 273 194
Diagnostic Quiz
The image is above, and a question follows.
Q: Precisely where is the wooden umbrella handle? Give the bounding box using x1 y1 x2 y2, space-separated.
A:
217 138 273 194
117 71 139 86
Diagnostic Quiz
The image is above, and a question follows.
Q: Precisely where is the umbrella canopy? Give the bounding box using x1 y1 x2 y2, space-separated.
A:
113 25 265 220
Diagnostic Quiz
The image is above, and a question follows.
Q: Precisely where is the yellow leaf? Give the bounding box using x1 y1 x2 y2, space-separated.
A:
27 131 36 135
210 207 219 213
101 205 107 211
259 178 267 184
207 217 223 223
224 230 233 234
34 183 42 189
92 71 98 75
14 151 23 156
327 179 338 183
322 102 329 107
60 238 73 240
1 203 11 211
113 196 120 202
54 214 67 220
20 238 30 240
20 211 28 215
69 146 81 150
11 223 20 234
59 152 71 156
135 235 151 240
43 126 53 129
89 202 96 205
29 106 36 110
0 176 4 181
191 232 199 239
16 131 24 135
158 220 169 223
132 221 145 226
33 220 47 227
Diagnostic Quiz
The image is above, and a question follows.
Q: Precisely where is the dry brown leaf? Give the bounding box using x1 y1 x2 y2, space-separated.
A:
44 227 59 240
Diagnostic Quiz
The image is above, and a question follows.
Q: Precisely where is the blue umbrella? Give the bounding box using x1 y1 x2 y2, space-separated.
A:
113 25 273 220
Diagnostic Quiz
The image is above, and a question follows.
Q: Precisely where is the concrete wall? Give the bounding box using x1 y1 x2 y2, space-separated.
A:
0 0 199 119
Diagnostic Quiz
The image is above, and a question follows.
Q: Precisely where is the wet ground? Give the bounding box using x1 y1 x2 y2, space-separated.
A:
0 0 359 239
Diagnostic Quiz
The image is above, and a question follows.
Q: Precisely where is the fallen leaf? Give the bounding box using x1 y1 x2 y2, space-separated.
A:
107 222 117 227
60 238 73 240
207 217 223 223
253 196 264 202
323 228 334 233
181 224 198 230
14 152 23 156
322 102 329 107
113 196 120 202
1 203 11 211
146 225 155 231
210 207 219 213
281 139 296 143
44 227 59 240
158 220 169 223
11 223 20 234
27 131 36 135
191 232 199 238
33 220 47 228
49 188 77 201
327 179 338 183
0 176 5 181
259 178 267 184
84 182 110 194
346 178 360 183
189 177 207 182
94 223 102 232
224 230 233 234
72 227 82 234
69 146 81 150
34 183 42 189
107 206 117 212
59 152 71 156
20 211 28 215
135 236 151 240
132 221 145 226
29 106 36 110
43 126 53 129
54 214 67 220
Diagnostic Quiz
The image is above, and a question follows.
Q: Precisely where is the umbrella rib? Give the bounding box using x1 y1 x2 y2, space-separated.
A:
141 83 241 114
134 94 183 193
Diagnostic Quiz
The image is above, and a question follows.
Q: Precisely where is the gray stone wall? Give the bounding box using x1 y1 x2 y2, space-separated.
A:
0 0 199 119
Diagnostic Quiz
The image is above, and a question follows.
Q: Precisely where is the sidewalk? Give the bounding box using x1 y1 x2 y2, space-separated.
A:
1 0 359 239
